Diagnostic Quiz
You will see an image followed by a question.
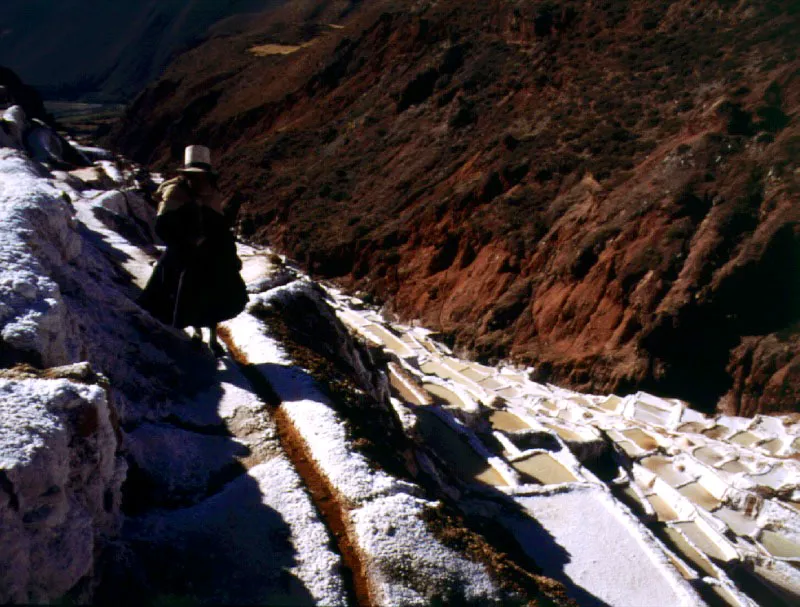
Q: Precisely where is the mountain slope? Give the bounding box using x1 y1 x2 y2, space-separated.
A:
111 0 800 415
0 0 284 101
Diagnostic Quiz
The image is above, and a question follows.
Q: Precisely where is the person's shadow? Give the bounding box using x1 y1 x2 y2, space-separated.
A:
67 211 317 605
92 336 318 606
414 406 614 607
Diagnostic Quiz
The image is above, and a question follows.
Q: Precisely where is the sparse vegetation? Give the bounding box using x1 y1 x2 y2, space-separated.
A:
114 0 800 413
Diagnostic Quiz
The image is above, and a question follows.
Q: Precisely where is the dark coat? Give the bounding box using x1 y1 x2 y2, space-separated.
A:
139 177 248 328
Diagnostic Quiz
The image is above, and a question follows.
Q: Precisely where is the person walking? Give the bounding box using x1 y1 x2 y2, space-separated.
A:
139 145 248 355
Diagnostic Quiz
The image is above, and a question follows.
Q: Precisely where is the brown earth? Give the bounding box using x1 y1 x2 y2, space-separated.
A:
111 0 800 415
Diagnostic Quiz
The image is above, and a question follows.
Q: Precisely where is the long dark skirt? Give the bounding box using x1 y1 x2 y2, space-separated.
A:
139 244 248 328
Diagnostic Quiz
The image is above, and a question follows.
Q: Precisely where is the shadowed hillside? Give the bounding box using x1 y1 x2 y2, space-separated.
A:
111 0 800 416
0 0 285 101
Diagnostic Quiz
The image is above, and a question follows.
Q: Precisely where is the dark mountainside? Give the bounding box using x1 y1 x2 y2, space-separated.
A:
111 0 800 417
0 0 284 102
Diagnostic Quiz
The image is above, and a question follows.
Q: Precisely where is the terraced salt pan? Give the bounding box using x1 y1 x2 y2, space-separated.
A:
535 398 559 413
416 409 508 487
730 431 762 448
704 425 732 441
478 376 505 390
540 421 583 442
496 386 521 399
715 507 759 537
709 584 747 607
673 520 737 563
499 371 529 384
617 440 642 458
222 309 508 603
324 265 800 603
660 526 720 579
694 446 726 466
679 421 708 434
360 323 416 359
387 363 429 406
489 410 532 433
439 357 469 373
512 452 576 485
759 438 784 455
420 360 486 396
641 456 696 487
514 486 701 606
720 459 749 474
758 529 800 559
598 395 623 412
678 482 722 511
423 382 474 412
631 401 675 426
457 366 488 383
647 493 680 522
617 484 651 515
622 427 660 451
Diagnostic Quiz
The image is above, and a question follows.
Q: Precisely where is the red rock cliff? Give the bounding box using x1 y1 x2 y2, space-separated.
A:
111 0 800 415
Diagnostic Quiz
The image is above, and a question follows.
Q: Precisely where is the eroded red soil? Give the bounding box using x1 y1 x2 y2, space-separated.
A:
112 0 800 414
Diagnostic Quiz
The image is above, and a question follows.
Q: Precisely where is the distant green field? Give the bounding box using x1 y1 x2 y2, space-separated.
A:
44 101 125 140
44 101 125 120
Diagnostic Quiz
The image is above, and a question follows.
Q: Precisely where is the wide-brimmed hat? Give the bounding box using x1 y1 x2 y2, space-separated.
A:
178 145 213 173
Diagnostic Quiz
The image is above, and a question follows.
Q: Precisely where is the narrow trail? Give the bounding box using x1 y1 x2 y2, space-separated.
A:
219 328 374 607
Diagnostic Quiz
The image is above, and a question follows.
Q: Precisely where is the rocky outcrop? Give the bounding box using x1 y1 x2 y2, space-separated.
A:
722 332 800 418
0 131 204 601
0 148 84 367
0 364 124 604
0 66 50 122
112 0 800 415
